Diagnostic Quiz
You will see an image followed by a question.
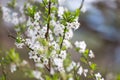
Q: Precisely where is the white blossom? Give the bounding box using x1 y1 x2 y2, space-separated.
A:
27 18 33 27
50 50 58 58
15 42 24 48
63 40 72 49
77 66 83 75
66 61 76 72
68 77 74 80
50 67 55 75
95 73 104 80
89 50 95 58
49 34 54 41
59 50 67 59
50 41 60 50
34 12 41 21
76 62 80 68
43 58 48 65
58 6 65 18
67 21 80 30
21 60 28 66
53 58 63 68
53 23 64 36
28 51 41 62
10 63 17 73
32 70 44 80
2 7 26 26
83 69 88 77
39 26 47 38
65 29 73 40
74 41 87 53
35 63 44 68
53 57 65 72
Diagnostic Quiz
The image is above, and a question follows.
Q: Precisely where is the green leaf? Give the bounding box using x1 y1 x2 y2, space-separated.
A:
16 37 22 43
58 37 63 45
117 74 120 80
26 6 37 18
83 49 89 58
80 57 87 64
7 0 16 8
75 9 80 17
45 73 59 80
63 54 71 68
51 6 57 12
62 9 80 23
90 63 97 71
44 0 49 4
25 70 34 78
61 46 67 50
52 74 59 80
45 75 51 80
15 24 26 34
38 38 48 46
0 75 5 80
7 49 20 63
76 48 80 52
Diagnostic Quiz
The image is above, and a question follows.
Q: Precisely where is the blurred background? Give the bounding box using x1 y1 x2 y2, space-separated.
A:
0 0 120 80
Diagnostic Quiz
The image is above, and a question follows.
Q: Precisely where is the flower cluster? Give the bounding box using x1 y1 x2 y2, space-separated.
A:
1 0 104 80
2 6 26 26
95 73 104 80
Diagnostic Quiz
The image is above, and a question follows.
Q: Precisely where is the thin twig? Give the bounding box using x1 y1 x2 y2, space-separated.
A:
8 34 16 40
83 56 96 80
48 58 51 72
79 0 85 10
8 34 34 51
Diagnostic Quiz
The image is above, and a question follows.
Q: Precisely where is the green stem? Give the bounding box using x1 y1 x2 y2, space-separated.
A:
82 55 96 80
59 27 67 54
1 63 7 80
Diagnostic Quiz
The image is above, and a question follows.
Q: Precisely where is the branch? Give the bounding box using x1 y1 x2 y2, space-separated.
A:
8 34 34 51
45 0 51 40
79 0 85 10
8 34 52 75
44 0 52 73
60 27 66 50
58 27 67 55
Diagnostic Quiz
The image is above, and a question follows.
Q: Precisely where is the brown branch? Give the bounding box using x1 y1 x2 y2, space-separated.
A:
44 0 52 74
45 0 51 40
8 34 16 40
